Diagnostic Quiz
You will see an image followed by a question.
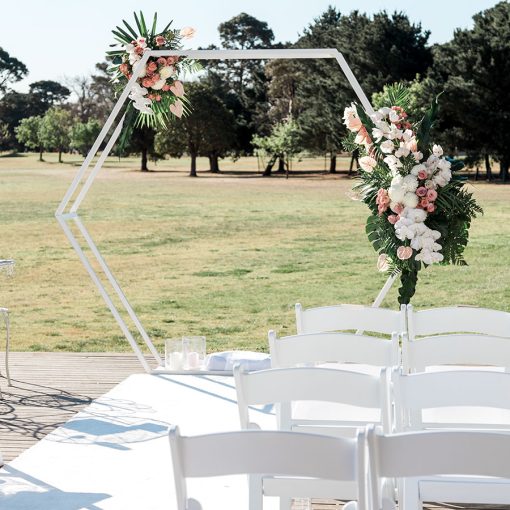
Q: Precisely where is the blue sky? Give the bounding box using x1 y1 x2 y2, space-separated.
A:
0 0 501 92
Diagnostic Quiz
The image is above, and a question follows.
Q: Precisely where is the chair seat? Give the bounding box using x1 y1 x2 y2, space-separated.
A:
263 477 357 500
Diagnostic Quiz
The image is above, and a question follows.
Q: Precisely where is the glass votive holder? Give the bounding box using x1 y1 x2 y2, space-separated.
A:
165 338 184 370
182 336 206 370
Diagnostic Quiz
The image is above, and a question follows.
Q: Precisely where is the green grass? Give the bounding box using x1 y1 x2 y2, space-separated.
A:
0 152 509 355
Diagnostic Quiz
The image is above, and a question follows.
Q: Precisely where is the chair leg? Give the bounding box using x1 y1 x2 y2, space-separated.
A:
1 310 10 386
401 478 421 510
249 474 263 510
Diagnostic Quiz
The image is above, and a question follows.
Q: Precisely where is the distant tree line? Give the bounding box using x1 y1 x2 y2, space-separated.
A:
1 2 509 180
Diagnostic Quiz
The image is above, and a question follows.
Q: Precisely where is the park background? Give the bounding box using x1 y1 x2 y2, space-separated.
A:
0 1 509 354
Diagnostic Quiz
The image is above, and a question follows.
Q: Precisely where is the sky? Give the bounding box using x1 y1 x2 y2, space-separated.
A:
0 0 502 92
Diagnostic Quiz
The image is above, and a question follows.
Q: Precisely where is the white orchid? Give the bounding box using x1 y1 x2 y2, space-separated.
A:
384 155 402 173
433 144 443 157
388 109 400 123
412 151 424 162
380 139 395 154
395 142 410 158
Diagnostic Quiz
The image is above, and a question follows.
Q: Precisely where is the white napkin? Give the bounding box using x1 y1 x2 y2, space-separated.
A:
205 350 271 372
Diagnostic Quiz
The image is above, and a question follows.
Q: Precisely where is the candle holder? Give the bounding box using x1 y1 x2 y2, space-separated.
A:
182 336 206 370
164 338 184 370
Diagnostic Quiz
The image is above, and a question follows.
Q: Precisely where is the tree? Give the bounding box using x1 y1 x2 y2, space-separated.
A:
39 107 73 162
419 2 510 181
0 91 34 150
0 122 13 151
155 81 236 176
0 47 28 95
69 118 101 157
253 119 300 177
15 116 44 160
29 80 70 109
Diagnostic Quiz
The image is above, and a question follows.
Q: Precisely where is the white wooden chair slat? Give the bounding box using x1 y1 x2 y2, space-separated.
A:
295 303 405 335
269 331 399 368
407 305 510 337
169 426 364 510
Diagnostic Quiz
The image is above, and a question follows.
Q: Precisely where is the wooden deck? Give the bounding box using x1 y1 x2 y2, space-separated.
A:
0 352 143 462
0 353 504 510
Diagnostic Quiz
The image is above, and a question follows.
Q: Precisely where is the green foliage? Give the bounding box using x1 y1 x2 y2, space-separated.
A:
252 120 301 162
39 107 73 161
0 47 28 94
15 116 43 151
69 119 102 156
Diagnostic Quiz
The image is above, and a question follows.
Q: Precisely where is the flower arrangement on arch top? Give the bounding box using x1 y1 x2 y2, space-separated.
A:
343 84 482 305
107 12 200 130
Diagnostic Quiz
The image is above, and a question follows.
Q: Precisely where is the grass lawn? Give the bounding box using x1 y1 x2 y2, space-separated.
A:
0 152 509 355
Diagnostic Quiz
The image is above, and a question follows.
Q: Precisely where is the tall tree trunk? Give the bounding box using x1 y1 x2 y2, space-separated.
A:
141 147 148 172
263 154 277 176
475 165 480 181
485 154 493 181
39 146 43 162
500 158 509 182
190 152 197 177
58 150 63 163
348 149 360 175
329 153 337 173
277 156 285 173
209 153 220 173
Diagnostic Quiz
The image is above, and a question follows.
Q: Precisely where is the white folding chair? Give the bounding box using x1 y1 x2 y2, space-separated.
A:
169 426 366 510
295 303 406 337
269 330 399 372
391 368 510 508
365 427 510 510
403 304 510 373
234 365 390 510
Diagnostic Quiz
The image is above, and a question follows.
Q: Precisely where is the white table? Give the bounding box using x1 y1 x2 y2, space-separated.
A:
0 373 278 510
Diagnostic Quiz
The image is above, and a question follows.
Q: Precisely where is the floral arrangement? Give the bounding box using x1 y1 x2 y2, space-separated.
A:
343 85 482 304
107 12 200 130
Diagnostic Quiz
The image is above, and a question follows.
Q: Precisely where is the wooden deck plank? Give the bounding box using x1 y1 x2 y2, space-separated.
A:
0 352 144 462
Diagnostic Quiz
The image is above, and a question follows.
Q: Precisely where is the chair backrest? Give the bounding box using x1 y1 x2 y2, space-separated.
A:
234 365 391 433
392 368 510 430
269 330 399 369
365 427 510 510
295 303 406 336
169 426 364 510
404 305 510 372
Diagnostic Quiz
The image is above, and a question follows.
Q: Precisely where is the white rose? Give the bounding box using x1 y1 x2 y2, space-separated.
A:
151 79 166 90
159 65 175 80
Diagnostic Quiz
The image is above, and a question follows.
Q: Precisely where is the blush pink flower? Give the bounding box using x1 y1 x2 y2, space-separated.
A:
142 78 152 88
426 189 438 201
397 246 413 260
417 170 428 180
420 198 429 208
376 188 390 215
167 56 179 65
170 80 185 97
416 186 427 197
391 203 404 215
387 214 400 225
155 35 166 46
427 203 436 213
157 57 167 65
147 61 158 72
170 99 184 118
162 84 171 92
180 26 196 39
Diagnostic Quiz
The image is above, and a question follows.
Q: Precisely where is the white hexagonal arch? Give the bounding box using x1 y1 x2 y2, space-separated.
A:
56 48 388 373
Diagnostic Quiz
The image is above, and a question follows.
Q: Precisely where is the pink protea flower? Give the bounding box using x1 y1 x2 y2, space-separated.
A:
388 214 400 225
426 189 438 201
427 203 436 213
416 186 428 197
417 170 428 180
155 35 166 46
397 246 413 260
147 61 158 72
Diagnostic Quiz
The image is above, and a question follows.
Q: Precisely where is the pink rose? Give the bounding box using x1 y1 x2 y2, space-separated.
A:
167 56 179 65
391 203 404 215
420 198 429 208
388 214 399 225
180 26 196 39
162 84 171 92
397 246 413 260
426 189 437 201
157 57 167 65
147 61 158 72
142 78 152 88
427 203 436 213
417 170 428 180
155 94 162 101
119 63 129 75
416 186 427 197
135 46 144 55
155 35 166 46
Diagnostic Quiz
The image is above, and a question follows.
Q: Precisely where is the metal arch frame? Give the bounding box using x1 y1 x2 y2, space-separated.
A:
55 48 396 373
